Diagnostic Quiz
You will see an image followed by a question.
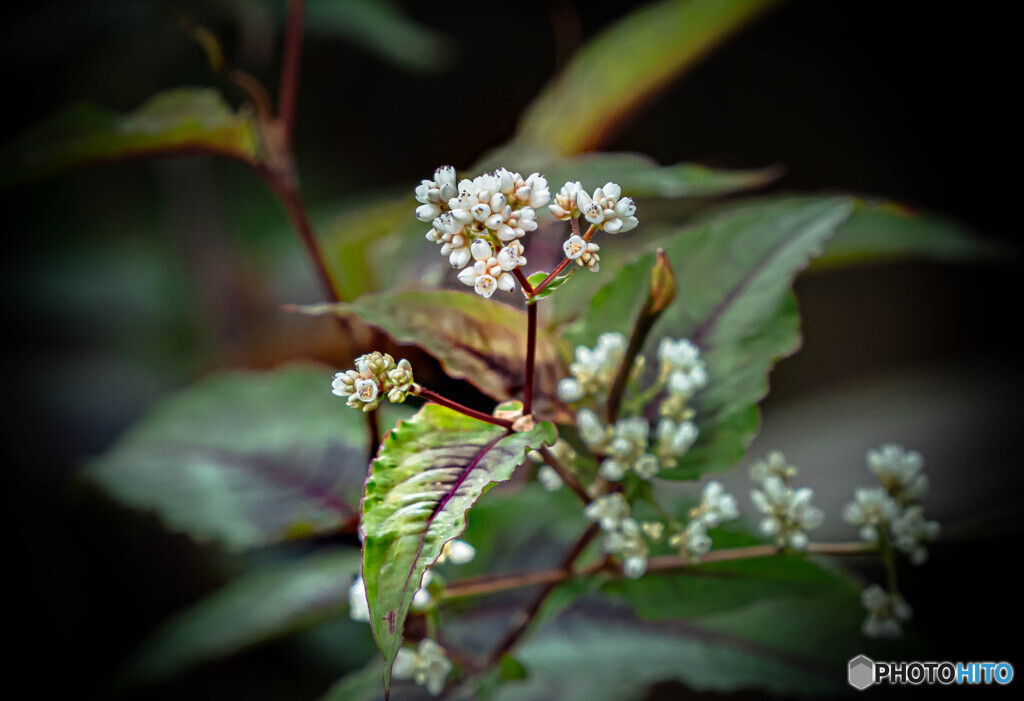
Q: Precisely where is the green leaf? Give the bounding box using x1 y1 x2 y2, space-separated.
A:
320 659 388 701
489 605 842 700
1 88 261 184
526 269 576 303
306 0 453 72
122 548 362 686
815 199 1004 267
87 364 401 551
361 401 556 693
292 291 569 406
516 0 780 155
568 197 855 478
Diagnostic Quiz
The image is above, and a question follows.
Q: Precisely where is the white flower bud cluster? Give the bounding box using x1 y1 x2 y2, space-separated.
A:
416 166 548 297
574 182 638 234
557 333 628 403
332 352 415 411
392 638 453 696
668 481 740 558
655 417 699 469
749 456 825 551
749 450 798 483
657 338 709 422
860 584 913 639
562 234 601 272
583 493 657 579
844 444 939 565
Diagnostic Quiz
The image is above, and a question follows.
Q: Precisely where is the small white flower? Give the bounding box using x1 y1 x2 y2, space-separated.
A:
561 333 627 403
348 576 370 622
392 638 452 696
750 476 824 550
563 234 585 259
867 444 928 503
697 481 740 527
414 166 458 222
860 584 912 639
641 521 665 541
574 240 601 272
354 378 379 403
843 487 901 544
750 450 798 484
537 464 563 491
456 238 517 298
557 377 584 402
429 212 471 268
655 417 699 468
575 408 609 451
577 182 638 234
890 505 940 565
583 493 630 532
411 569 434 609
634 454 660 479
549 180 584 220
669 520 713 558
436 539 476 565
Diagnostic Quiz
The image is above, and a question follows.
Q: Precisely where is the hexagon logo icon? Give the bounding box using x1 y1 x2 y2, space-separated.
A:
848 655 875 690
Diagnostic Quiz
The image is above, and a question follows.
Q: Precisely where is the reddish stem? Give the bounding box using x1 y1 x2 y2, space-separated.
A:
415 387 514 430
513 267 535 295
524 303 537 415
278 0 306 140
533 223 597 295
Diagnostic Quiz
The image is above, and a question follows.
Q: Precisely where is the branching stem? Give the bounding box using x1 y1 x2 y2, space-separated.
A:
537 445 591 505
532 224 597 295
413 386 514 430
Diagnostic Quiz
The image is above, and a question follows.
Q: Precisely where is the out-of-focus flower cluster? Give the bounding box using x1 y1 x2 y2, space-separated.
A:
748 451 824 551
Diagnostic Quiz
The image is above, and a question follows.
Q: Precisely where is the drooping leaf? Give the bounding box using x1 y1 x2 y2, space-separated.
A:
814 199 1003 267
568 197 855 478
516 0 780 155
292 291 569 406
306 0 454 72
122 548 363 686
0 88 262 184
361 401 556 693
87 364 404 550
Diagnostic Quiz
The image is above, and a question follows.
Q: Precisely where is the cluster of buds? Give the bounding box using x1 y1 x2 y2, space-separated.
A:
527 440 578 492
583 493 661 579
657 338 709 422
416 166 547 296
549 181 638 234
860 584 913 639
749 451 825 551
392 638 453 696
844 444 939 565
668 481 740 558
331 352 415 412
557 333 627 403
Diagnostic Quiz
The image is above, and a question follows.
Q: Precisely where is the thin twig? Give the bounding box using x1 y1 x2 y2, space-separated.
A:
414 387 514 430
487 523 601 663
278 0 306 140
512 267 535 295
538 445 590 504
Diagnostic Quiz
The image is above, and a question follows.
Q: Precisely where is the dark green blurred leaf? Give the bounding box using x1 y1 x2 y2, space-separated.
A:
87 364 401 550
815 199 1004 267
293 291 569 406
488 604 841 699
1 88 261 184
122 548 362 686
320 658 388 701
306 0 453 72
516 0 779 155
568 197 854 478
361 401 556 693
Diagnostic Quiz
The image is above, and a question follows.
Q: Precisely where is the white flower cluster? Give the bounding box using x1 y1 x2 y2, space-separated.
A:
668 481 740 558
393 638 453 696
749 452 824 551
844 444 939 565
557 333 627 403
349 539 475 623
549 181 638 234
657 338 709 422
416 166 549 297
562 233 601 272
332 352 414 412
584 493 661 579
860 584 913 639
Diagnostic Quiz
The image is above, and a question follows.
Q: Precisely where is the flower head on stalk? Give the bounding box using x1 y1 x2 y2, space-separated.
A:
457 238 521 298
392 639 453 696
576 182 638 234
331 352 414 411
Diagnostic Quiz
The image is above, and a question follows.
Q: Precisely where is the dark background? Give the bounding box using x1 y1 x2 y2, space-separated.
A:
1 1 1020 698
